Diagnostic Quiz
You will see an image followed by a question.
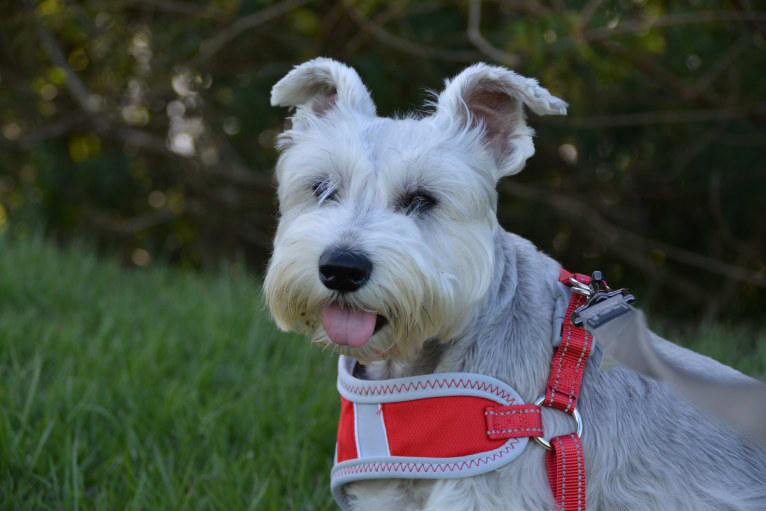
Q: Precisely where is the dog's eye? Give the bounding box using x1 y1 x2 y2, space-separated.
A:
311 179 337 203
400 192 436 215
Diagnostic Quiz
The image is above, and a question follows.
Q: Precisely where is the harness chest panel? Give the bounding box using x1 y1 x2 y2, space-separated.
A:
330 269 594 511
331 355 530 508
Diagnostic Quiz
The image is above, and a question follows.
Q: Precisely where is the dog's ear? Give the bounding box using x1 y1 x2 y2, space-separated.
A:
435 63 567 178
271 58 376 124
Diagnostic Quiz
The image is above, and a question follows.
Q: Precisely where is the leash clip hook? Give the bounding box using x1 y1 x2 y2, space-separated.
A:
571 270 636 327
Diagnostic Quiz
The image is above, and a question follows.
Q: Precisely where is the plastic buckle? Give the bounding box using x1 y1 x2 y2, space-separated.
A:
571 270 636 327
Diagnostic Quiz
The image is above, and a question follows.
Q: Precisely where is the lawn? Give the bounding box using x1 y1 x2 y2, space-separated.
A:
1 236 337 510
1 236 764 510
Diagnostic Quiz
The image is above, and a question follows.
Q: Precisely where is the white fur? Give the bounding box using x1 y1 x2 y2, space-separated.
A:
265 59 766 510
271 58 376 122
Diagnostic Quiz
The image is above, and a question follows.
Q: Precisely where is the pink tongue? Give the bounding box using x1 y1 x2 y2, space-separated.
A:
321 305 377 347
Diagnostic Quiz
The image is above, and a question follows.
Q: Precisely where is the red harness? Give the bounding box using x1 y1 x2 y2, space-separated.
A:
332 269 593 511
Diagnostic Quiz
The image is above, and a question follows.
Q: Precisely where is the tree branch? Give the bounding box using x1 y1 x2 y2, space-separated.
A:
501 181 766 288
346 4 479 62
565 104 766 128
27 4 271 193
197 0 311 63
594 39 714 104
467 0 520 67
122 0 226 19
2 114 87 150
343 1 444 57
585 10 766 41
578 0 602 28
26 0 101 116
87 207 179 234
497 0 550 16
344 1 412 57
688 34 751 100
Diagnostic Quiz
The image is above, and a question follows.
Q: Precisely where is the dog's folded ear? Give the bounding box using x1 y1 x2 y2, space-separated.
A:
435 63 567 178
271 58 376 124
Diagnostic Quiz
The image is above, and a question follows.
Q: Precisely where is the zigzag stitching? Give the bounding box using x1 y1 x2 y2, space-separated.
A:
332 440 520 479
340 377 516 402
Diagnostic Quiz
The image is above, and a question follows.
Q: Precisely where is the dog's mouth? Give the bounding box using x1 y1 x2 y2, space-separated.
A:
320 304 387 347
373 314 388 333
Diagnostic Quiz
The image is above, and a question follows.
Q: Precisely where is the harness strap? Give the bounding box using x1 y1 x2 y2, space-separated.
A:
546 434 586 511
484 404 543 440
546 270 591 510
545 276 592 413
476 269 592 510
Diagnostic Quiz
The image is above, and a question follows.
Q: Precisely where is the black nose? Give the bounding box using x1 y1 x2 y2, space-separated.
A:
318 248 373 293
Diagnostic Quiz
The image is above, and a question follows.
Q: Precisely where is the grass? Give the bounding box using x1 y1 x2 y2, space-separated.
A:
1 235 763 510
1 235 337 510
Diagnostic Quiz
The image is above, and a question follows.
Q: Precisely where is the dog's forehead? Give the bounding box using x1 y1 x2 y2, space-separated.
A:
365 116 436 147
336 114 484 182
365 116 452 156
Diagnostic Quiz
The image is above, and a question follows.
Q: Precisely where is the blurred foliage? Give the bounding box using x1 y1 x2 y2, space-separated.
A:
1 0 765 320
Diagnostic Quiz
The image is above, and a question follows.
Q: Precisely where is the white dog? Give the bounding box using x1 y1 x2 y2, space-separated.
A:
264 58 766 510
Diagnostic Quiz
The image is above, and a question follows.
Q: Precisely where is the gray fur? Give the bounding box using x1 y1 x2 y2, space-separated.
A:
363 231 766 510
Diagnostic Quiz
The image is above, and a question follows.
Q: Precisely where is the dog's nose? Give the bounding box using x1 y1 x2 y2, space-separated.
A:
318 248 372 293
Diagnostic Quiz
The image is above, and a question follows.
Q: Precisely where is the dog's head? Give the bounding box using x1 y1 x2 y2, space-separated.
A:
264 58 566 363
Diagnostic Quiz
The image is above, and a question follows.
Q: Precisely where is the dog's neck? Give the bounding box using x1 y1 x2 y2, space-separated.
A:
360 229 562 401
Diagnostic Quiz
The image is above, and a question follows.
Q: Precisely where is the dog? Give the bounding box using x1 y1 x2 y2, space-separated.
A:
264 58 766 510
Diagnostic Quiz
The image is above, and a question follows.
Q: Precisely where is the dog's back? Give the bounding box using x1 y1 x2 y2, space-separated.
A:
582 344 766 510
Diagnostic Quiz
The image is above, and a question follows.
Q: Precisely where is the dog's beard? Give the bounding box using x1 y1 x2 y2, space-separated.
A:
264 208 496 363
265 248 484 364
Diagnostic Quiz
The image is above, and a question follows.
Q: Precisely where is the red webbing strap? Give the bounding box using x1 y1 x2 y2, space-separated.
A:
558 270 590 287
543 269 593 510
545 273 592 413
546 434 586 511
484 404 543 441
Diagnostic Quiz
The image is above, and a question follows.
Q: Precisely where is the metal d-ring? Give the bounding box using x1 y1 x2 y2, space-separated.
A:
533 396 583 451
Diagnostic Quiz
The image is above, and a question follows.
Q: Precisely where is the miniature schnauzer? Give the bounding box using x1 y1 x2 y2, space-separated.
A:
264 58 766 510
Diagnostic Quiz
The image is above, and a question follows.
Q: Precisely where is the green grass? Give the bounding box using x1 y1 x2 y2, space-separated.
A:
1 236 337 510
0 236 763 510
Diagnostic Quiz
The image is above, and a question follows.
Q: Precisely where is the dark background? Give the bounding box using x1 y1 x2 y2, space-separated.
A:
2 0 764 321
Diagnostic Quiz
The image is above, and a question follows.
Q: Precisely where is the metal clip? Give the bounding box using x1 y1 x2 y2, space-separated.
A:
571 270 636 327
568 276 593 297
